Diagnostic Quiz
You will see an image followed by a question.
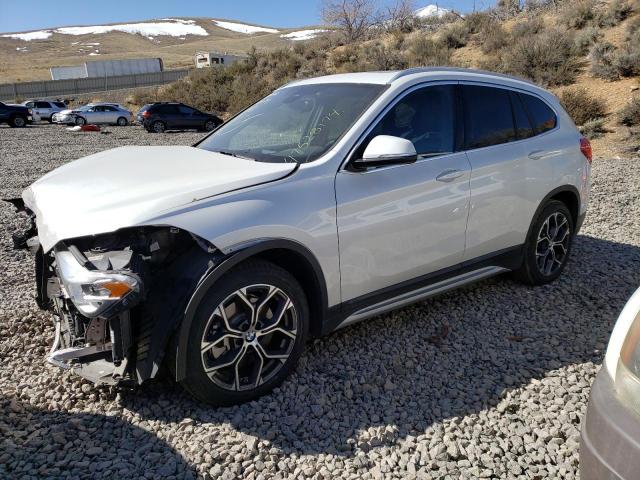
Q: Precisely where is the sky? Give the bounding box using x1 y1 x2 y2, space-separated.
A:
0 0 495 34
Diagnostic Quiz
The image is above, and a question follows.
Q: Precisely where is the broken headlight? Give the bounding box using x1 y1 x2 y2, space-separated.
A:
55 250 141 318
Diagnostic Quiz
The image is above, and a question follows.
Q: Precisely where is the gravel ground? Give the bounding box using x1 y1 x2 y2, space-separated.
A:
1 123 639 480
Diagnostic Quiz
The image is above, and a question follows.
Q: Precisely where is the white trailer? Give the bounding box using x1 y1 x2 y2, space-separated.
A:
195 51 247 68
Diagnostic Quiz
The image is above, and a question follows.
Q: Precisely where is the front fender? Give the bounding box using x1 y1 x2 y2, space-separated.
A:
173 238 329 381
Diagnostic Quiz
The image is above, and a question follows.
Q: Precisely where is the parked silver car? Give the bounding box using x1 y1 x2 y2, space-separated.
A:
53 103 133 126
9 68 591 405
22 99 67 123
581 286 640 479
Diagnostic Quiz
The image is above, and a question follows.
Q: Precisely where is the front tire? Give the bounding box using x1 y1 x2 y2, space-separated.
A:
514 200 574 285
204 120 217 131
116 116 128 126
179 260 309 406
74 116 86 126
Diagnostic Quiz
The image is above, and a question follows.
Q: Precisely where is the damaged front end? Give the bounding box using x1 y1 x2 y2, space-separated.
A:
7 199 221 385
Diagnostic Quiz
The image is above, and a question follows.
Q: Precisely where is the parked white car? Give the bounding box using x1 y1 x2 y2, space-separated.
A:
9 67 591 405
52 103 133 126
22 99 67 123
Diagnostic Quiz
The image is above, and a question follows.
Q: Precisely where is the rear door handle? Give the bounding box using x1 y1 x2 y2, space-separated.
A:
528 150 547 160
436 169 465 182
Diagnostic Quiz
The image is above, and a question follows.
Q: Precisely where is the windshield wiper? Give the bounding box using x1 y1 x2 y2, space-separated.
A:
215 151 255 161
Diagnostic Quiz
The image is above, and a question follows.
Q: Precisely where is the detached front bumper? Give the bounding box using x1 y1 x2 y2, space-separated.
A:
580 369 640 479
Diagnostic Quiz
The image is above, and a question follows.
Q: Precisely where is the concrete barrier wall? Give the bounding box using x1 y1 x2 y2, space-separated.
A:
0 69 189 102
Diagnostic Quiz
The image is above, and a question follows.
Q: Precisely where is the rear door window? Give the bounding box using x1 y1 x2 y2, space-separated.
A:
35 101 50 108
462 85 516 149
159 105 178 114
53 102 66 108
178 105 196 115
519 93 557 134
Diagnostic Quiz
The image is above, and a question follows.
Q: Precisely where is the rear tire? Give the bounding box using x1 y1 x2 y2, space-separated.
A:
116 117 128 126
514 200 574 285
179 259 309 406
151 121 166 133
9 115 27 128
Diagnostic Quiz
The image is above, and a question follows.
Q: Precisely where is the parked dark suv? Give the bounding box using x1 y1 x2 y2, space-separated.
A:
0 102 32 127
138 103 223 133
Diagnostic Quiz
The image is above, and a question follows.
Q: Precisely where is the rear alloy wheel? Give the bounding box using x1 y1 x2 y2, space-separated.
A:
152 121 166 133
204 120 217 132
180 260 308 405
9 116 27 128
74 116 86 126
514 200 573 285
116 117 128 126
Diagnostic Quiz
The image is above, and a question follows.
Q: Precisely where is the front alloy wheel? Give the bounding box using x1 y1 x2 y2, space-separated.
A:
201 285 298 391
180 260 308 405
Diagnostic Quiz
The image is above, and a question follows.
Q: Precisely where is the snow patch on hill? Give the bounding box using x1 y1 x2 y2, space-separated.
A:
1 30 52 41
55 20 208 38
213 20 279 34
281 29 328 41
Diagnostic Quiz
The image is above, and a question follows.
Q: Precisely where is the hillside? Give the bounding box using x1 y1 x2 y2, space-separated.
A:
0 18 326 82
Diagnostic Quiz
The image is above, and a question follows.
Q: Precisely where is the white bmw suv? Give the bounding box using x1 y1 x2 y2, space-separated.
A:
10 68 591 405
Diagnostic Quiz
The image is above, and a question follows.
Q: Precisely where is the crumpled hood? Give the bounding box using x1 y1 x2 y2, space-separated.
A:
23 146 296 252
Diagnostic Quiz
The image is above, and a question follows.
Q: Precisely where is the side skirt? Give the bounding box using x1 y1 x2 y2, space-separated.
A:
336 266 507 330
323 245 523 333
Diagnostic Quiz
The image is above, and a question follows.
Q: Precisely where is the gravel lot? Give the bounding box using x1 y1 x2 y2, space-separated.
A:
1 123 639 479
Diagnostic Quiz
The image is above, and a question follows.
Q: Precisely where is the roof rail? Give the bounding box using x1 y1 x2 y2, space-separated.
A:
389 67 537 86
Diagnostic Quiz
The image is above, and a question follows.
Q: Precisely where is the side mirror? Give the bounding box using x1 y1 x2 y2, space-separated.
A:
353 135 418 169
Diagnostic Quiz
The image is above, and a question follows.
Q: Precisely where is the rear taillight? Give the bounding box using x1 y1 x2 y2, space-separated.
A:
580 137 592 164
142 111 150 118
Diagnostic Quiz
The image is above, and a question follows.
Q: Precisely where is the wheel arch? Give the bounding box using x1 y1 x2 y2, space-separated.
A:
174 238 329 381
526 185 581 241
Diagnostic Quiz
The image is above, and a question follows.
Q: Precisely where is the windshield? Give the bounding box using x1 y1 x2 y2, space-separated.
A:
198 83 386 163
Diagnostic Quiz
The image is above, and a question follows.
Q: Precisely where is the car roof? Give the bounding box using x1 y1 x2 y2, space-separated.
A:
285 67 541 92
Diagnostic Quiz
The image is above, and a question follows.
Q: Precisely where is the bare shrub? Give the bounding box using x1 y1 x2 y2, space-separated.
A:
589 40 639 80
574 26 602 55
479 23 510 54
512 17 546 38
406 35 452 66
363 37 408 70
596 0 632 27
559 87 607 125
464 11 494 34
620 96 640 126
559 0 596 29
441 21 470 48
322 0 378 43
384 0 419 33
590 41 620 79
501 28 581 86
579 118 608 139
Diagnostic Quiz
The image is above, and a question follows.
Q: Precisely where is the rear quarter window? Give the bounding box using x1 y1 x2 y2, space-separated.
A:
519 93 557 134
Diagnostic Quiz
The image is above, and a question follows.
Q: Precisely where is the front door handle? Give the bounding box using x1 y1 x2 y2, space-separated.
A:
436 169 465 182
